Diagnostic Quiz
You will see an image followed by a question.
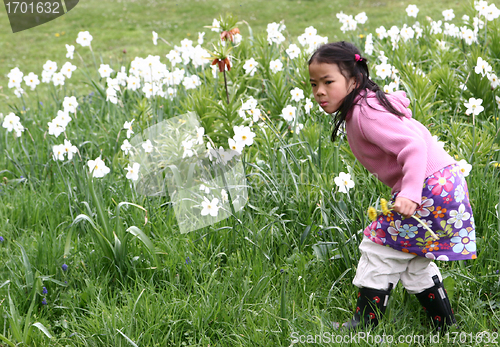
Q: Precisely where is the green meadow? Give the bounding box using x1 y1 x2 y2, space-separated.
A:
1 0 500 346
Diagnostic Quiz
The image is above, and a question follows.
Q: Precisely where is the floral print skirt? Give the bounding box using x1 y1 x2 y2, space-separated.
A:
364 164 477 261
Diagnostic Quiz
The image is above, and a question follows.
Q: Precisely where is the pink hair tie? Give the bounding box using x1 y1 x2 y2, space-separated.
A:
355 54 362 62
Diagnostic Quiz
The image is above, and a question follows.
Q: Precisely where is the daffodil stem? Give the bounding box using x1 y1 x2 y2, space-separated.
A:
383 202 439 241
411 215 439 241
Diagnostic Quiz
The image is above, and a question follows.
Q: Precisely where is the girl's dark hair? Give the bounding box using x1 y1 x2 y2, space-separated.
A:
308 41 405 142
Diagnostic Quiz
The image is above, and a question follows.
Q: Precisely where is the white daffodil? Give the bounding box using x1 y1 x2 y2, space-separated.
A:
2 113 21 132
76 31 93 47
52 144 65 161
87 156 110 178
290 87 304 102
269 59 283 74
14 87 24 98
213 146 235 165
123 120 134 139
464 98 484 116
195 126 205 145
142 139 153 153
334 172 355 194
55 110 72 128
442 9 455 21
61 62 77 79
198 184 209 195
355 12 368 24
8 67 23 87
456 159 472 177
98 64 113 79
228 138 244 154
47 117 66 138
375 26 388 39
198 32 205 45
221 189 228 203
65 44 75 59
23 72 40 90
485 4 500 21
375 63 392 79
121 139 132 155
182 139 195 158
461 28 477 45
125 163 140 181
405 4 419 17
106 87 118 104
152 31 158 45
166 87 176 100
281 105 297 122
182 75 201 90
286 44 301 59
211 18 221 32
63 96 78 114
243 58 259 76
304 98 313 115
200 197 220 217
41 70 52 84
127 75 141 91
62 139 78 160
266 22 286 45
383 82 397 93
43 60 57 75
292 123 304 134
52 72 65 86
475 57 492 77
233 125 256 147
488 73 499 89
248 108 262 123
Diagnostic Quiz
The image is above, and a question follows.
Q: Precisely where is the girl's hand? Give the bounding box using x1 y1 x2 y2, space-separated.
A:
392 196 418 218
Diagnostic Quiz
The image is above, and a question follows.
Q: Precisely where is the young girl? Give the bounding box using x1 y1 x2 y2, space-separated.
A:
308 41 476 331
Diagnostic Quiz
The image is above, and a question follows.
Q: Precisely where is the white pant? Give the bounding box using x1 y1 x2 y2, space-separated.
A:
353 237 443 294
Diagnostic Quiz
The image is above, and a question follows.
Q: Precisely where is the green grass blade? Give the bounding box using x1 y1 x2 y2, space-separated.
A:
116 329 139 347
31 323 53 340
0 333 16 347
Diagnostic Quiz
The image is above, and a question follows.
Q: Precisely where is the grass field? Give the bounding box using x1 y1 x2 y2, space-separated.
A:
0 0 469 93
1 0 500 346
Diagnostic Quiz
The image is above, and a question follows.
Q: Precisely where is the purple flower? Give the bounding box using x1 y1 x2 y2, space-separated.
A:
42 287 48 294
496 270 499 274
62 263 68 272
280 269 284 274
0 236 4 242
185 257 191 265
42 298 47 305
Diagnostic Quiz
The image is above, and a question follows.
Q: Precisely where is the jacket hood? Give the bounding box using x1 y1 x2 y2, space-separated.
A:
357 89 413 119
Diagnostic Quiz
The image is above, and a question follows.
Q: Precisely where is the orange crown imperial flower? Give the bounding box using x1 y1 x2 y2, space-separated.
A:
211 57 231 72
220 27 240 42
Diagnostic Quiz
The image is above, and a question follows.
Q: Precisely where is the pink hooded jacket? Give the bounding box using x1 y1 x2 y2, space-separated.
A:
345 90 456 205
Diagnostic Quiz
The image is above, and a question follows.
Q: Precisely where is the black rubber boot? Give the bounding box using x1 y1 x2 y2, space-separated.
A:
415 275 457 331
341 283 393 330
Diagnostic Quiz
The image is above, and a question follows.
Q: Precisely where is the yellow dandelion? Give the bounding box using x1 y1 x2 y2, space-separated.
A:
55 33 60 37
380 198 391 215
367 207 378 221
